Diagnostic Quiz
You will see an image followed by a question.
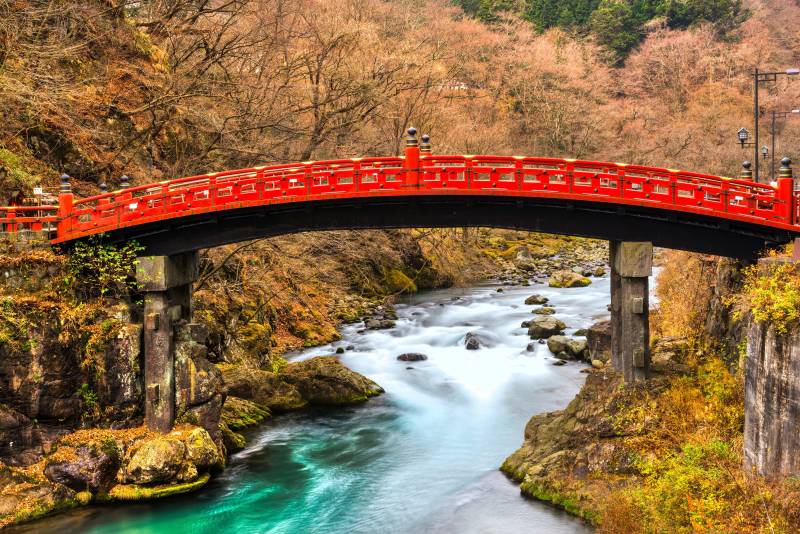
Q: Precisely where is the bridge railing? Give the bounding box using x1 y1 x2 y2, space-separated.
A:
0 205 59 233
3 135 798 242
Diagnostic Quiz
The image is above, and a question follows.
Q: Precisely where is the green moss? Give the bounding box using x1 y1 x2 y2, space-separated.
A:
8 495 79 527
222 397 271 430
519 479 597 523
383 268 418 294
104 473 211 501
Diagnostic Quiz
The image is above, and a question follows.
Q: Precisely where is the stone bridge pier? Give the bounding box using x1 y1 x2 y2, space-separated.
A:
744 255 800 477
609 241 653 383
136 252 199 433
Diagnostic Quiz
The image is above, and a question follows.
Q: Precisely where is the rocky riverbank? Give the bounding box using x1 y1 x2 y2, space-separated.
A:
501 252 800 532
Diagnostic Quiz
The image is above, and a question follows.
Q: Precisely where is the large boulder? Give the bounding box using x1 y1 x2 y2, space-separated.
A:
528 316 567 339
124 438 186 485
281 357 383 405
183 428 221 469
222 366 306 411
548 271 591 288
587 320 612 363
44 443 120 493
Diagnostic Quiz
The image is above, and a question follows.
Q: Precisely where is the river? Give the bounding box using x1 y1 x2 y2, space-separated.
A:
20 277 613 533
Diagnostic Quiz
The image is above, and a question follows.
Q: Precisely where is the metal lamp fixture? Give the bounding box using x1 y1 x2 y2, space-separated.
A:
738 127 750 147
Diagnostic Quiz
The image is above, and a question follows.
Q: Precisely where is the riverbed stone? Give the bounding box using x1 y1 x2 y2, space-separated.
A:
525 294 549 305
464 332 483 350
528 316 567 339
549 271 591 288
567 339 589 360
547 335 570 355
397 353 427 362
533 307 556 315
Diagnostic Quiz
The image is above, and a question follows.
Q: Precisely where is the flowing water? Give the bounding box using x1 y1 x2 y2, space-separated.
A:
20 277 615 534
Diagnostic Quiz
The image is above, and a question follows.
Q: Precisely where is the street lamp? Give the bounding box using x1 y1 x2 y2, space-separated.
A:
738 127 750 147
753 67 800 182
762 145 769 160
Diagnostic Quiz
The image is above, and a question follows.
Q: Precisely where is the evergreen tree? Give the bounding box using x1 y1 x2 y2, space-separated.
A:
589 0 642 61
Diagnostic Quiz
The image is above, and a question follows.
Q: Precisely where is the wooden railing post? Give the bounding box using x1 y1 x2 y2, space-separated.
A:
404 127 420 188
56 174 73 238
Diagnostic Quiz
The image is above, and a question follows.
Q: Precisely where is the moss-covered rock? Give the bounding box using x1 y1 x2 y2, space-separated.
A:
221 366 307 411
124 437 186 485
220 422 246 453
222 397 271 431
548 270 591 288
105 473 211 501
281 357 383 405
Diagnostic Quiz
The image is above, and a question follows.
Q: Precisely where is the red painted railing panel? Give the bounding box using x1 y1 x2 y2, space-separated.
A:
3 155 799 242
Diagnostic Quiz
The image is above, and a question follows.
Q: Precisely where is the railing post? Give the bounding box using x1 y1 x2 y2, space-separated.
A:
420 134 432 185
56 174 73 238
5 209 15 234
404 127 420 188
777 157 794 224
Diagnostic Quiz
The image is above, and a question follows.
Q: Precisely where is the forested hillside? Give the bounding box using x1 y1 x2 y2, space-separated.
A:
456 0 747 59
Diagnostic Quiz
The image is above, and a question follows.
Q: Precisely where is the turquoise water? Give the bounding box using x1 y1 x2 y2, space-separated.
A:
20 280 611 534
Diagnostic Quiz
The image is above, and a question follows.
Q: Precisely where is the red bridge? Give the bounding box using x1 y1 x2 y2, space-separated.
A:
2 130 798 259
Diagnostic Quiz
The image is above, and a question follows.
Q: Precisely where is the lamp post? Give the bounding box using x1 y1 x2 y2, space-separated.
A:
769 108 800 181
753 68 800 182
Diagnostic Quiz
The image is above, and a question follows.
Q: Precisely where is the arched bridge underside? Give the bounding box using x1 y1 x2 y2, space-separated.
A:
101 194 795 259
4 151 800 259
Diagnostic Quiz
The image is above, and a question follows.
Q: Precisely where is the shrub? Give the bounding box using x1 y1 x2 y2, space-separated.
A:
737 261 800 335
65 235 144 300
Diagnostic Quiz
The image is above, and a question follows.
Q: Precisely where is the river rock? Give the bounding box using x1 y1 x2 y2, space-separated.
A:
524 294 549 305
552 359 567 366
365 319 395 330
533 307 556 315
281 357 384 405
464 332 483 350
528 316 567 339
593 266 606 277
397 353 427 362
184 428 221 469
573 329 588 337
222 366 306 411
587 320 612 363
526 343 537 352
549 270 591 288
124 438 186 485
546 335 570 355
44 443 120 493
521 320 531 328
567 339 588 360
